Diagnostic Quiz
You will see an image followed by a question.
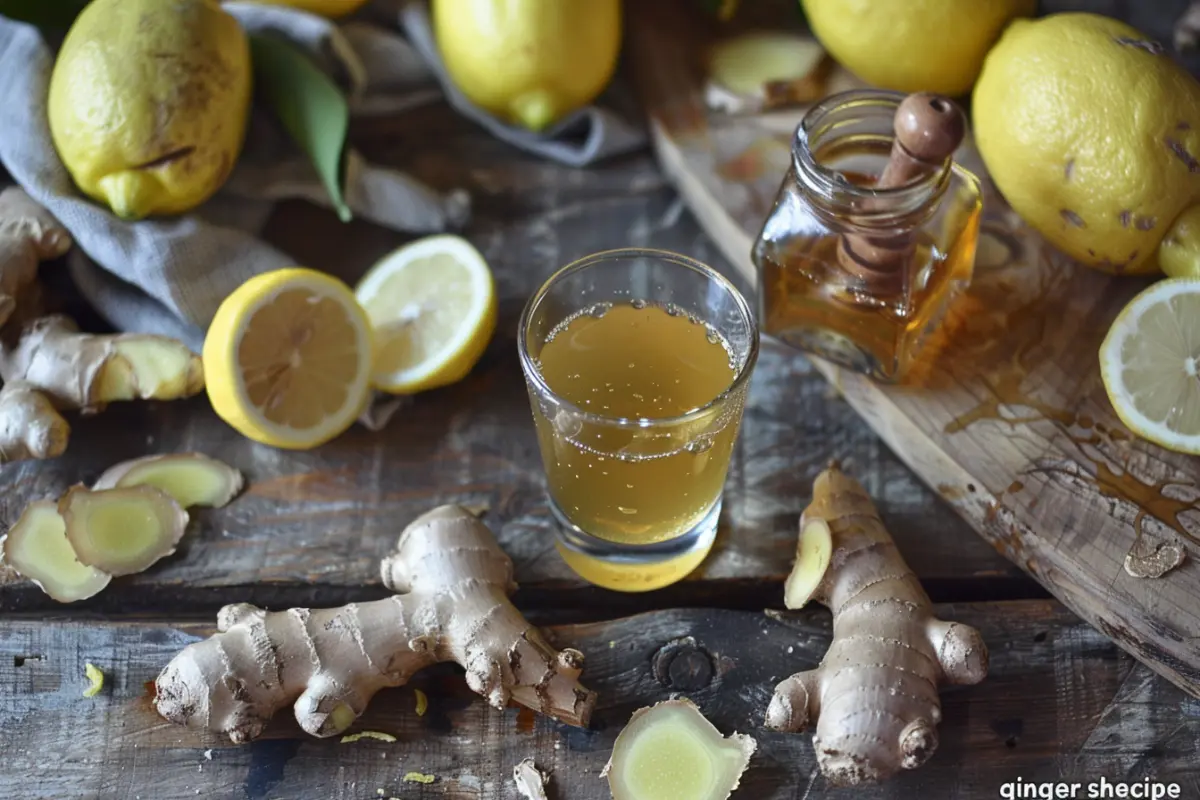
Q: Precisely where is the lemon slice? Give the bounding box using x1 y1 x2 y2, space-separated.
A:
203 268 373 449
1100 278 1200 454
355 235 497 394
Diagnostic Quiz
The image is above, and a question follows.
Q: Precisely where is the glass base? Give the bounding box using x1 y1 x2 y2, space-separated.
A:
549 498 720 592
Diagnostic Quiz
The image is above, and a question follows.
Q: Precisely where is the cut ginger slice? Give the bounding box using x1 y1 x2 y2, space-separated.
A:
1 500 111 603
93 453 244 508
60 485 189 576
603 699 756 800
783 518 832 609
203 268 373 450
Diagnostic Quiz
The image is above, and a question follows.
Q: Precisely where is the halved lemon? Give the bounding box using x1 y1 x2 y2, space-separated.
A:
203 268 373 450
355 235 497 394
1100 278 1200 454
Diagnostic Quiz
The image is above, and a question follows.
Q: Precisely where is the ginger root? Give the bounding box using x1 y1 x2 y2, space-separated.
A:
766 463 988 786
0 315 203 411
603 698 756 800
154 505 597 743
0 380 69 463
705 32 829 114
0 188 204 463
1 453 241 601
0 187 71 329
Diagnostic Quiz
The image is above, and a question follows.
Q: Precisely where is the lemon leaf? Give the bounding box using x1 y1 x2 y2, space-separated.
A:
249 34 352 223
0 0 89 29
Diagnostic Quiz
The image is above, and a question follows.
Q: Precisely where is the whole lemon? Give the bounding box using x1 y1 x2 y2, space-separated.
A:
245 0 367 18
974 14 1200 276
48 0 252 221
433 0 622 132
801 0 1035 97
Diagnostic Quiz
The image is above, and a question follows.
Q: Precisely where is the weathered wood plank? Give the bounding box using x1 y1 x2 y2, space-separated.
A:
1 602 1197 799
626 0 1200 698
0 104 1030 613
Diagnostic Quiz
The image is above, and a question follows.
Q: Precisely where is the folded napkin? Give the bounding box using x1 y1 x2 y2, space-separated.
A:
0 0 647 352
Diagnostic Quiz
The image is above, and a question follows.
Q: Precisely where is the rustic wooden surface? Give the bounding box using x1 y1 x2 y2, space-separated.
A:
628 0 1200 701
3 1 1199 796
4 602 1199 800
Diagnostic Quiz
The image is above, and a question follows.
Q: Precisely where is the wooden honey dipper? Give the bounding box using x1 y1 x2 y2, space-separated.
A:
836 92 966 289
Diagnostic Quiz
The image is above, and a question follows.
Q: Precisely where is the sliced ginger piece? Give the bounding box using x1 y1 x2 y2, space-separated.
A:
603 699 756 800
513 758 550 800
783 518 832 609
93 453 244 508
0 500 111 602
706 32 829 114
95 335 206 403
60 485 189 576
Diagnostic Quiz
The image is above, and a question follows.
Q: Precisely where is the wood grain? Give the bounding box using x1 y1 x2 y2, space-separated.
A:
2 602 1196 800
626 0 1200 697
0 103 1028 615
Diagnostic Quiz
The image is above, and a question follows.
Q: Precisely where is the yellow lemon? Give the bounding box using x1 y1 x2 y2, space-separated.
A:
203 269 373 450
48 0 251 220
801 0 1034 97
974 14 1200 276
354 235 497 394
432 0 622 132
246 0 368 18
1100 279 1200 453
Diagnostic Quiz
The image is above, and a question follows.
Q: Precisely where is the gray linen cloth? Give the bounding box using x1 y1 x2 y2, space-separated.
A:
0 1 646 352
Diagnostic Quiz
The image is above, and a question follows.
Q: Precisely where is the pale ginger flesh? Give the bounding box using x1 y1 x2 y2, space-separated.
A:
767 463 989 786
0 500 111 602
60 485 189 576
0 315 204 411
2 453 240 602
0 380 69 463
154 505 597 743
93 453 244 508
603 699 756 800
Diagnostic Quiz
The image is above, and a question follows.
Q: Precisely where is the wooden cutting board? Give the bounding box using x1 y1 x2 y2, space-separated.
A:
628 0 1200 698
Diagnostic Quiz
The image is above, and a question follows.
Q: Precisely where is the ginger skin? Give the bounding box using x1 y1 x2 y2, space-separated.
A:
0 188 204 463
766 463 988 786
0 380 69 463
155 505 597 743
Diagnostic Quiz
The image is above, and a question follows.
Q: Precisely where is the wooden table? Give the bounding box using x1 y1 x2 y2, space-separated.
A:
2 98 1199 798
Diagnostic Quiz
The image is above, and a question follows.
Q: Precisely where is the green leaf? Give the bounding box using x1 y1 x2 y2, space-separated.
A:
249 34 352 223
0 0 89 29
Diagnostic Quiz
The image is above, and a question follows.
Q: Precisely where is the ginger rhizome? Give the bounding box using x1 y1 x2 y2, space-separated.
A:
603 698 756 800
154 505 598 743
0 187 203 463
0 453 243 602
766 463 989 786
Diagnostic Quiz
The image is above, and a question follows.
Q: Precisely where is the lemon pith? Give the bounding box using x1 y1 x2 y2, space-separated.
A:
204 269 373 450
1100 278 1200 454
355 235 497 394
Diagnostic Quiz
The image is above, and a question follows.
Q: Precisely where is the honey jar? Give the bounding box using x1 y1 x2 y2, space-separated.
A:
752 89 984 383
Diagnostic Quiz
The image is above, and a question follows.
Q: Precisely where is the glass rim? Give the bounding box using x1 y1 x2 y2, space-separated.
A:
517 247 760 429
794 88 954 210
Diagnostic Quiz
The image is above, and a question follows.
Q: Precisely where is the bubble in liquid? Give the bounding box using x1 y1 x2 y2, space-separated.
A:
631 299 647 310
705 326 720 344
588 302 613 318
618 506 637 515
665 303 684 316
685 435 715 454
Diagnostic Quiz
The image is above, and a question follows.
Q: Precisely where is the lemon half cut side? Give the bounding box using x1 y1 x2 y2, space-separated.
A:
203 268 374 450
1100 278 1200 454
355 235 497 395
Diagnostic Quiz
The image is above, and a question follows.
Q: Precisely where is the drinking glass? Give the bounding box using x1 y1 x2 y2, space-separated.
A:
518 248 759 591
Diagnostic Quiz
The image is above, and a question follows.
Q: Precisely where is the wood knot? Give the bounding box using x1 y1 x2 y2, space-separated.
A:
652 637 715 691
